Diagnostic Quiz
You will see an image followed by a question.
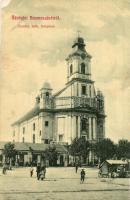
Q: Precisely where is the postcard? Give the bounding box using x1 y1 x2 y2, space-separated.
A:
0 0 129 199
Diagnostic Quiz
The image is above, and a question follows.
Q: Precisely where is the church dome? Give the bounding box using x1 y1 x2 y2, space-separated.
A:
72 36 86 49
42 81 52 89
74 37 85 44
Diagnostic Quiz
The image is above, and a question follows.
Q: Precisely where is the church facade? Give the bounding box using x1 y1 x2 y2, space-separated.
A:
12 36 105 163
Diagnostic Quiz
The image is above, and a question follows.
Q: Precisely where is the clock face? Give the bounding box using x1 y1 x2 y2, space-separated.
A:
81 53 86 59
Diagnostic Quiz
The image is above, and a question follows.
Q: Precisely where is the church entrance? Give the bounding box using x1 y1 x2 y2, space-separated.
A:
81 118 89 139
60 155 64 166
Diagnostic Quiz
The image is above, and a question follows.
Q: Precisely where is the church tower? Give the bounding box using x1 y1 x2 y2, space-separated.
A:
66 36 91 83
66 36 95 99
63 35 105 142
39 82 52 109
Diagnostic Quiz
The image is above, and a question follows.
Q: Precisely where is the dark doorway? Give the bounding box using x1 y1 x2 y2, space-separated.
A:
60 155 64 166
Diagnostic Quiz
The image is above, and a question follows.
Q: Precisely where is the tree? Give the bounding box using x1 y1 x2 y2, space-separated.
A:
43 146 58 166
95 138 116 163
3 142 17 169
70 137 90 164
117 139 130 159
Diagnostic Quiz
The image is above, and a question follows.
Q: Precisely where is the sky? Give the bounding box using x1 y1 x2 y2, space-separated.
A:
0 0 130 142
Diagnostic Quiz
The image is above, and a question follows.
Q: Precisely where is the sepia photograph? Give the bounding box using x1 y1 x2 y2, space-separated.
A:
0 0 130 199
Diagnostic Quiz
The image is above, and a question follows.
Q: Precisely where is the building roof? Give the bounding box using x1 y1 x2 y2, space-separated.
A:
12 84 67 125
100 160 128 168
55 144 68 153
0 142 48 151
15 142 49 151
53 78 94 97
53 85 69 97
106 160 128 165
0 142 68 154
67 49 91 60
12 106 40 126
41 81 52 90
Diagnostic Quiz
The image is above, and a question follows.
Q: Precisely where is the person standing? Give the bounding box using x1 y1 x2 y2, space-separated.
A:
38 166 46 181
30 166 34 177
39 166 45 180
80 169 85 183
2 163 7 175
75 164 78 173
43 166 46 178
36 164 41 180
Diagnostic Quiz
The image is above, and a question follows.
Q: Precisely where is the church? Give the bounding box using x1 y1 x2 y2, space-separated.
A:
11 36 106 165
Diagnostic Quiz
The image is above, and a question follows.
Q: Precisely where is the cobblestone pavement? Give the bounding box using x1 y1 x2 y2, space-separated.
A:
0 167 129 200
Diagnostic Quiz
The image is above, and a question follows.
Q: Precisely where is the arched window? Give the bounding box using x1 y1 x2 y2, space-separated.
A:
81 118 89 138
81 118 87 131
45 121 49 127
46 92 49 97
33 123 35 131
33 134 35 143
91 118 93 139
82 85 86 95
89 85 91 97
23 127 25 134
70 64 73 75
22 137 25 143
81 63 85 74
39 130 41 136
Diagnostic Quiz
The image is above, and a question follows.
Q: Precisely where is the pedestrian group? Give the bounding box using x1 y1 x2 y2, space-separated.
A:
2 162 86 184
30 164 46 181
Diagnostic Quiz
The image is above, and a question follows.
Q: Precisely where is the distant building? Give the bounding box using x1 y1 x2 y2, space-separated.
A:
11 36 106 164
0 141 68 167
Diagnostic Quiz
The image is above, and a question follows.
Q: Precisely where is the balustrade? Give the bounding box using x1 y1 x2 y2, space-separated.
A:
44 96 104 113
54 96 98 109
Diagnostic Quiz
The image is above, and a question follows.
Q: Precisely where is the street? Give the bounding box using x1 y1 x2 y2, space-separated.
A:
0 167 129 200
